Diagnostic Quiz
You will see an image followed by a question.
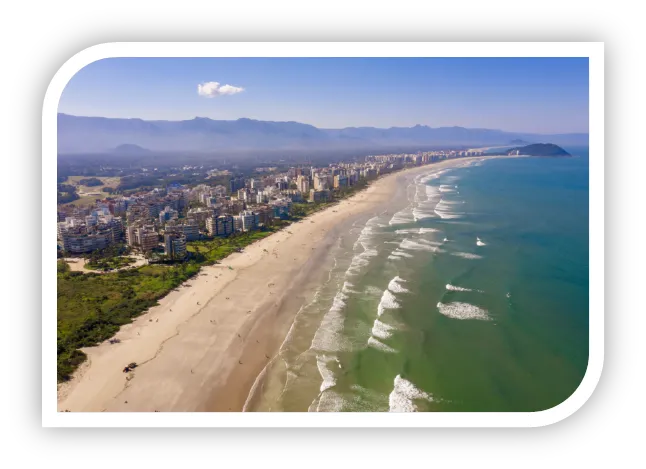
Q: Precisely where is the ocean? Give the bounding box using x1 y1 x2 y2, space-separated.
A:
246 149 589 412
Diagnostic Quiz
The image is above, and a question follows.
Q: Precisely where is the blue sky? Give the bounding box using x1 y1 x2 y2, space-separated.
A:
58 57 589 134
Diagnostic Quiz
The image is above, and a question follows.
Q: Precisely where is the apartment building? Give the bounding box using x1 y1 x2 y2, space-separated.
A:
166 219 200 241
234 210 259 232
206 214 235 237
164 232 187 260
297 175 310 194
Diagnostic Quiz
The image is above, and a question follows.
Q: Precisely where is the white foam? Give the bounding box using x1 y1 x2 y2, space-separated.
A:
451 252 483 260
418 238 444 246
388 208 415 225
371 318 396 339
311 291 349 352
395 228 440 234
388 375 434 412
365 286 383 296
316 355 337 393
412 208 435 221
390 250 414 258
388 276 410 293
439 184 455 193
377 289 400 316
434 198 463 219
368 336 397 353
347 385 387 412
436 301 491 320
342 281 358 294
313 389 345 412
476 237 486 246
446 284 483 293
400 238 443 252
347 246 378 275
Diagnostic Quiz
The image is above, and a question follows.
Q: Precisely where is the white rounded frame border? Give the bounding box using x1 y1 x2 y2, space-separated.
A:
42 42 605 427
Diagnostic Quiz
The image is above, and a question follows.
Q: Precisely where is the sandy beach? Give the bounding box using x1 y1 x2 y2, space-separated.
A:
57 157 495 412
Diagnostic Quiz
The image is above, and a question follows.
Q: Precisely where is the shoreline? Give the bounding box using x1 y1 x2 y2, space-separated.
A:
57 156 505 412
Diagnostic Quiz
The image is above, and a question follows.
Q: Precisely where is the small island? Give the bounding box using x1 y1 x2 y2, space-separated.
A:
508 143 571 157
112 143 151 155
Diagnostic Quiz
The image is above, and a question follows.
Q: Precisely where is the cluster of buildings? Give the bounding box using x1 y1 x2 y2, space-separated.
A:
57 207 124 254
57 149 474 259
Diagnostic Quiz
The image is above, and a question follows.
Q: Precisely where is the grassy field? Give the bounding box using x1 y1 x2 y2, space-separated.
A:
61 176 121 207
57 227 284 382
65 175 121 192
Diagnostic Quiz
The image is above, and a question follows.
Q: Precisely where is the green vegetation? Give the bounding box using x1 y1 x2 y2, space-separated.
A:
57 226 282 382
57 184 79 204
78 177 103 186
86 256 136 271
290 201 334 219
57 260 70 273
508 143 571 157
57 263 201 381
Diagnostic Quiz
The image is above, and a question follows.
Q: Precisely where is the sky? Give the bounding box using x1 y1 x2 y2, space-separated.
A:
58 57 589 134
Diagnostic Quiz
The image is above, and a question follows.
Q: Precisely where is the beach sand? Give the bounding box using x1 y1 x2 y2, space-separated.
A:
57 157 495 412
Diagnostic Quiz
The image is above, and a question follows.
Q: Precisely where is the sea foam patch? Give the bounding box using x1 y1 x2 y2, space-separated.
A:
367 336 397 353
388 276 410 293
388 209 415 225
371 318 396 340
451 252 483 260
436 301 491 320
311 291 349 352
395 228 440 234
400 238 443 252
377 289 400 316
446 284 483 293
316 354 338 393
388 375 434 412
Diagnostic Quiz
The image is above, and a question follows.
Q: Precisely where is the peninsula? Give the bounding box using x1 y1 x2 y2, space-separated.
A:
508 143 572 157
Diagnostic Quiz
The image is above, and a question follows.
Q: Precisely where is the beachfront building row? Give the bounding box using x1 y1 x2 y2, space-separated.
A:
57 212 124 254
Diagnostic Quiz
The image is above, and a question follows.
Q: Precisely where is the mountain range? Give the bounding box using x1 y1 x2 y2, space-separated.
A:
57 113 589 154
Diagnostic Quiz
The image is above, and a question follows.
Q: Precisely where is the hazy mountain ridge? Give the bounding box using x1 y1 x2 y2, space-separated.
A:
57 113 589 154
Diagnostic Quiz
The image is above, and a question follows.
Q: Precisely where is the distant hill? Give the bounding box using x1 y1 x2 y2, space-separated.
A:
57 113 589 154
509 143 571 157
112 144 151 154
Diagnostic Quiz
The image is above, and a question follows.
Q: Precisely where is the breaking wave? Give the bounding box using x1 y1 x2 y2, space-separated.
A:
388 375 435 412
436 302 491 320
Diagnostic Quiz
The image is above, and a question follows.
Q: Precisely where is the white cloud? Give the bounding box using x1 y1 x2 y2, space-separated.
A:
197 81 244 98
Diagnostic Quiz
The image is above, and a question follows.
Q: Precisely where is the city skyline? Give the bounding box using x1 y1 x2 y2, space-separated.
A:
59 57 589 134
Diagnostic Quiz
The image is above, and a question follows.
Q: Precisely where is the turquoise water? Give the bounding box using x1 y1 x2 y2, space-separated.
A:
249 150 589 412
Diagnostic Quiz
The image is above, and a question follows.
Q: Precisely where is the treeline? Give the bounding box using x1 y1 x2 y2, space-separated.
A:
57 184 78 204
78 177 103 186
117 175 162 191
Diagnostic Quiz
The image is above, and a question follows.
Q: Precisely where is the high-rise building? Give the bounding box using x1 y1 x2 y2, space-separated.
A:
206 215 235 237
164 232 187 260
297 175 310 194
235 210 259 232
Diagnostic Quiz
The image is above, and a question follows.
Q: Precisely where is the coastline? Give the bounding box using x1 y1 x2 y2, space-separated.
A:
57 156 505 412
